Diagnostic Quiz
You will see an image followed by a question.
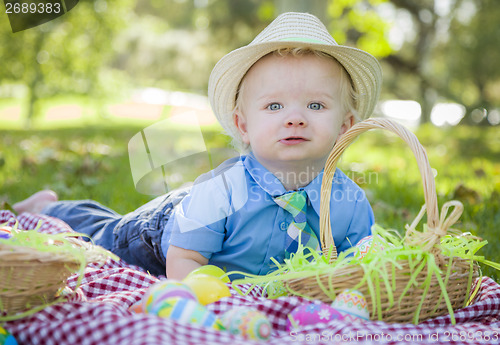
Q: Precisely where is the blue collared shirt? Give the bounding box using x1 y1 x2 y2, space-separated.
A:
164 153 373 276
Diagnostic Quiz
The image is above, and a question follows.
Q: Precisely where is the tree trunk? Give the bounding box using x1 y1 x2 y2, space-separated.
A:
419 82 437 124
24 33 46 128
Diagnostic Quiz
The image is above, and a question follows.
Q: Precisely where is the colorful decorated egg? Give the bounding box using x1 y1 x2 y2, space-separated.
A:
0 327 17 345
154 297 225 330
186 265 230 283
182 274 231 305
143 280 198 313
287 302 344 331
221 307 272 341
0 226 12 240
331 289 370 322
355 235 390 259
355 235 373 259
129 300 144 314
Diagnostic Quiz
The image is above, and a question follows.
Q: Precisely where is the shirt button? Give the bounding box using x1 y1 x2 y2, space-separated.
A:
280 222 288 231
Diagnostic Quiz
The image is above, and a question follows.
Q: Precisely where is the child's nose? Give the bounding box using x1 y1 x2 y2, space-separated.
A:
285 110 307 127
285 114 307 127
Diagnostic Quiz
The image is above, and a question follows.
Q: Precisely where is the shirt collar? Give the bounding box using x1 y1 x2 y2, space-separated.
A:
243 152 286 196
243 152 324 216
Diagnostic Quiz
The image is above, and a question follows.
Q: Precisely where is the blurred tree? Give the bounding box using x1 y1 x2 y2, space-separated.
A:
2 0 496 127
439 0 500 125
378 0 499 125
0 0 136 127
274 0 328 22
327 0 392 58
114 0 392 93
381 0 439 124
112 0 274 92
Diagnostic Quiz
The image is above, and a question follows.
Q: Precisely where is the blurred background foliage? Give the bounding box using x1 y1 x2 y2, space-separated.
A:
0 0 499 126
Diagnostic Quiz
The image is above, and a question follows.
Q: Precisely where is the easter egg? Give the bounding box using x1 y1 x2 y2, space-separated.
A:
183 274 231 305
129 300 144 314
0 226 12 240
355 235 373 259
0 327 18 345
355 235 389 259
221 307 272 341
287 302 344 331
331 289 370 322
186 265 230 283
154 297 225 330
143 280 198 313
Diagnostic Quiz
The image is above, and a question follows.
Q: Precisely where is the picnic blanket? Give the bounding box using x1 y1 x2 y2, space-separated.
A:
1 210 499 345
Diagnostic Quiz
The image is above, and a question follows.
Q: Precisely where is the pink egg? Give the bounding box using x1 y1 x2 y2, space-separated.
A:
287 302 344 331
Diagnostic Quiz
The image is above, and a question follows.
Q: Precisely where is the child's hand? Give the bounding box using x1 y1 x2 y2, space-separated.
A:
166 245 208 280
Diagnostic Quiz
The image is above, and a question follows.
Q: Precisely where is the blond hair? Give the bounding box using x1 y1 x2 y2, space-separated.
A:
232 47 359 153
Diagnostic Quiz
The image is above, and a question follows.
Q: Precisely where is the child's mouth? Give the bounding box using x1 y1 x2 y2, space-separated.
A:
280 137 308 145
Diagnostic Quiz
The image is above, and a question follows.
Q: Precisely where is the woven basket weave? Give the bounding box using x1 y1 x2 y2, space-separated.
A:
0 236 107 317
284 118 479 324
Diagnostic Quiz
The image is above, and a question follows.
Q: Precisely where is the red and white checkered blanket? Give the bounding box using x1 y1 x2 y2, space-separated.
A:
1 210 499 345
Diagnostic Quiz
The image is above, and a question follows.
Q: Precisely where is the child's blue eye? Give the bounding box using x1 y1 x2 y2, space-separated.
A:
308 103 323 110
267 103 283 111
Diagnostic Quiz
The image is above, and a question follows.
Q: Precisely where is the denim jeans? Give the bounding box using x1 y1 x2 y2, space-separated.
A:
42 188 189 276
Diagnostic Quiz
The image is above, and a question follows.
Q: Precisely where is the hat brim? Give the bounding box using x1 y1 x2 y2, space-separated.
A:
208 40 382 139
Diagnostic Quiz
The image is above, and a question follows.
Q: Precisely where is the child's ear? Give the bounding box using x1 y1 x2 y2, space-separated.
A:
337 113 355 140
234 111 250 145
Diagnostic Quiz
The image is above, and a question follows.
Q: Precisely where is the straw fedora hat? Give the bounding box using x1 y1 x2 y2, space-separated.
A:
208 12 382 141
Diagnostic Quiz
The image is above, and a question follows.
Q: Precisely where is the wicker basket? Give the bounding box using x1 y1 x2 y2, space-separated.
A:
283 118 479 324
0 235 108 318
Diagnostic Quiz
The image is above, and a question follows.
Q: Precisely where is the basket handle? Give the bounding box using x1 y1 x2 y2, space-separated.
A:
320 118 440 261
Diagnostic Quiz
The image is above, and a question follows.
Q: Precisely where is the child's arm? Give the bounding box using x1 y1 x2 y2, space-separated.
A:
166 245 208 280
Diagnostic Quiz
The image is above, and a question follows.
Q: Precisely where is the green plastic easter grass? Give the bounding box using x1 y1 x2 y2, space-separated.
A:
229 211 499 325
0 220 117 321
430 255 454 316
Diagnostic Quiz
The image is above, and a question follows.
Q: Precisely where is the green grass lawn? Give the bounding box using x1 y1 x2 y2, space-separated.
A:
0 121 498 281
